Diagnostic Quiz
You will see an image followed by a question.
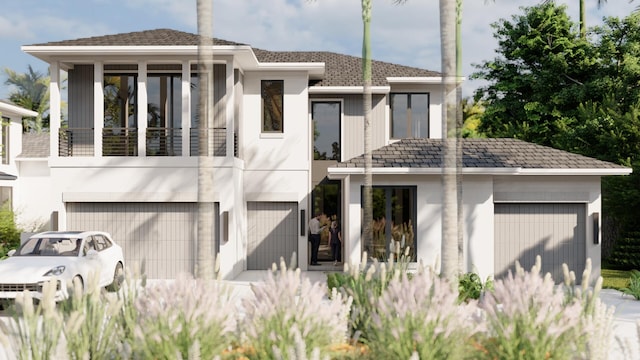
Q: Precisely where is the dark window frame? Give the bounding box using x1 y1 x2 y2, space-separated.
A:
390 92 430 139
261 80 284 133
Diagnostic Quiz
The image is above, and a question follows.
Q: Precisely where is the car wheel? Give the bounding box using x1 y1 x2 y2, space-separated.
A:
107 262 124 292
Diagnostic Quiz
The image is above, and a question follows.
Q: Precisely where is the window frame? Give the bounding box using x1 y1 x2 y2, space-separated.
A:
390 92 430 139
1 116 9 165
261 80 284 133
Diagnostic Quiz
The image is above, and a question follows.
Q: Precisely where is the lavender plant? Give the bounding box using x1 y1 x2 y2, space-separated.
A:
130 272 236 359
368 267 483 360
239 259 351 359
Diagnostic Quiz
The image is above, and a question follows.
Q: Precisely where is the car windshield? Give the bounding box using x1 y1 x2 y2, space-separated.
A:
16 237 82 256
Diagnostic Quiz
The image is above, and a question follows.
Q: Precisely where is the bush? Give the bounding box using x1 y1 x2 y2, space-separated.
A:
368 268 483 360
621 270 640 300
0 204 20 259
328 249 411 342
458 272 493 303
239 259 352 359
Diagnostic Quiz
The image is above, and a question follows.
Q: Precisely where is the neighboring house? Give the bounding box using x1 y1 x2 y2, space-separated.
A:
18 28 631 281
0 100 38 223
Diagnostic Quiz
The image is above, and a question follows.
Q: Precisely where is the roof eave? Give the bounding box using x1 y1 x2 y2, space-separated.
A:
386 76 464 84
327 167 633 178
0 102 38 118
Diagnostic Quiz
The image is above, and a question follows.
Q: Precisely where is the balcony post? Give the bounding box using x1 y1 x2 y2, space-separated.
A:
94 62 104 157
49 62 61 159
182 60 191 157
138 61 148 157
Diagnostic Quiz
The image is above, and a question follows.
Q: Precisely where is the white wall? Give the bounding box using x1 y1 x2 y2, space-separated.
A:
14 160 52 231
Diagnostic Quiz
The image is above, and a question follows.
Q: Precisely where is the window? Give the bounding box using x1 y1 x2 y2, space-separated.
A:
147 74 182 156
312 101 341 161
363 186 417 261
391 93 429 138
104 75 137 128
262 80 284 133
0 186 11 208
1 117 9 164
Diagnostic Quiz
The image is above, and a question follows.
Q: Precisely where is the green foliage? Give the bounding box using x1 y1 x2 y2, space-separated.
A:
602 268 632 290
621 270 640 300
0 204 21 259
605 231 640 270
457 272 493 303
3 65 50 132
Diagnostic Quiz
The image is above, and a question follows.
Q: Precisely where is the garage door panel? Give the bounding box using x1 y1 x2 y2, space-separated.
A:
495 203 586 283
247 202 298 270
67 202 200 279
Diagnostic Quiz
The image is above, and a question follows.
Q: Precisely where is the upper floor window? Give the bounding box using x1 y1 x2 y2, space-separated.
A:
1 117 9 164
391 93 429 139
147 74 182 129
262 80 284 133
104 74 138 128
312 101 341 161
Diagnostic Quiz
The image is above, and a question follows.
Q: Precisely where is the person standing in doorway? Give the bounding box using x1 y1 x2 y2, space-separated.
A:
308 212 325 266
329 220 342 266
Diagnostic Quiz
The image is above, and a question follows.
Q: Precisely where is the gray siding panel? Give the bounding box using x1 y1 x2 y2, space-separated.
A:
67 202 204 279
247 202 298 270
494 203 586 282
68 65 95 129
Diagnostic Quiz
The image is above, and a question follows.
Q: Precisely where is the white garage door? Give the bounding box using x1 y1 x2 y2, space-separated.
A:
247 202 298 270
67 202 208 279
494 203 586 282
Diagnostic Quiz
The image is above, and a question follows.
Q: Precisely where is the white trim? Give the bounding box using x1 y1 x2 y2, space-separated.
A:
62 191 201 202
327 166 632 177
0 102 38 118
309 86 390 94
386 77 447 84
245 192 300 202
257 62 325 76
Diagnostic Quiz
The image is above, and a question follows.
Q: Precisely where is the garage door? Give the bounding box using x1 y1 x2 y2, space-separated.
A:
247 202 298 270
67 202 206 279
494 203 586 282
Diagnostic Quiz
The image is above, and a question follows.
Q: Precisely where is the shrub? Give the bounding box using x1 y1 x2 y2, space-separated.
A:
476 256 613 360
0 203 20 259
328 249 411 342
239 259 351 359
458 271 493 303
368 268 484 360
621 269 640 300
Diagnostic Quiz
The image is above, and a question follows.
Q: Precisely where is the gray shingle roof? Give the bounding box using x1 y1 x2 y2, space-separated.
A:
19 133 50 158
27 29 440 87
336 138 627 170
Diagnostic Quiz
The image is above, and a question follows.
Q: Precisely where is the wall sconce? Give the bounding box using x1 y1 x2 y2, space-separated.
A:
300 209 306 236
593 212 600 244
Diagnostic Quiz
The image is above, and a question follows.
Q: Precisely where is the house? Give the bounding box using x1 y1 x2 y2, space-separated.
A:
0 101 38 224
16 28 630 282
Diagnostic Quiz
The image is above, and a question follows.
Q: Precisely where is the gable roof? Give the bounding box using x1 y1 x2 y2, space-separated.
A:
25 28 439 87
332 138 631 176
18 133 50 158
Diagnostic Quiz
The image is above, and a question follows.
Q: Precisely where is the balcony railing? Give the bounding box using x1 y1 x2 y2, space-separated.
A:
58 127 237 157
146 128 182 156
59 128 94 157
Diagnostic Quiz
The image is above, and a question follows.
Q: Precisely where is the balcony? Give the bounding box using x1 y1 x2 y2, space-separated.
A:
58 128 237 157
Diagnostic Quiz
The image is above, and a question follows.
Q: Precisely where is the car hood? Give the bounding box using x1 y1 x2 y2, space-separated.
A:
0 256 76 283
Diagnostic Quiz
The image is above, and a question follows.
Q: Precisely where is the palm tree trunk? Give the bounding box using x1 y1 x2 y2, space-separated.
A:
196 0 215 280
440 0 459 279
455 0 464 275
580 0 586 38
361 0 374 258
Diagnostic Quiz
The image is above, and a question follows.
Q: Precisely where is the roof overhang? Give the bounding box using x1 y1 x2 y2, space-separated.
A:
386 76 464 84
327 166 632 179
0 171 17 180
0 102 38 118
309 86 391 94
255 62 325 78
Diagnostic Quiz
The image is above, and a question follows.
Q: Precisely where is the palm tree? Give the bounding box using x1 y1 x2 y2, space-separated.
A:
3 65 50 132
440 0 461 279
361 0 374 259
195 0 216 280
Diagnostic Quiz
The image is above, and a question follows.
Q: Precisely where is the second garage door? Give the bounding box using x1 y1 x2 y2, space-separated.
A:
67 202 208 279
494 203 586 282
247 202 298 270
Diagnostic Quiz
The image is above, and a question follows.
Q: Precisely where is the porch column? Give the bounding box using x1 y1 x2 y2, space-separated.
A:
49 62 60 158
225 58 234 158
94 62 104 157
182 60 191 157
137 61 147 157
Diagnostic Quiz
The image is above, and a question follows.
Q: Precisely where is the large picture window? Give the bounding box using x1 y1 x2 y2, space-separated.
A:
312 101 341 161
262 80 284 133
391 93 429 139
363 186 417 261
1 117 9 165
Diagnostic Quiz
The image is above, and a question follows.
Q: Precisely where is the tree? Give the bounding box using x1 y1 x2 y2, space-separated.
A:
4 65 50 132
472 2 593 147
361 0 374 261
195 0 216 280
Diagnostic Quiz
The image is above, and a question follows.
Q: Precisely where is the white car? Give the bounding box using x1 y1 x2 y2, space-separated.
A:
0 230 124 302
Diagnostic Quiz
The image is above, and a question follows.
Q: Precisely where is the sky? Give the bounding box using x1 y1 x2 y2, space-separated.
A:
0 0 637 100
